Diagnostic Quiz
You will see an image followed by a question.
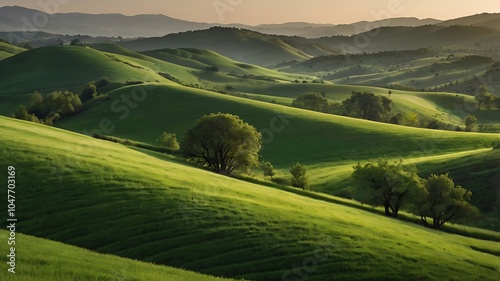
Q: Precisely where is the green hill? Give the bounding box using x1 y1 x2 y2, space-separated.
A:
281 49 499 97
0 41 26 60
142 48 306 81
1 116 499 280
0 45 168 96
0 230 240 281
414 148 500 230
57 83 500 175
120 27 320 66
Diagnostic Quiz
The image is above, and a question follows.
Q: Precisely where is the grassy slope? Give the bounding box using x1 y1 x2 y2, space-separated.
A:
414 148 500 230
55 83 500 229
58 83 500 169
0 230 240 281
0 45 168 96
119 27 314 66
1 116 499 281
238 83 473 125
141 48 308 81
282 50 500 95
91 44 308 88
0 41 26 60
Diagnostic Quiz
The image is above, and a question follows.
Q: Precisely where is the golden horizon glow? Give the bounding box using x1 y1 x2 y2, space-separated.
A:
1 0 500 25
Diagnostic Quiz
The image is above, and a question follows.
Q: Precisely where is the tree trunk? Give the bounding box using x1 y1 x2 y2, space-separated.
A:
384 203 392 216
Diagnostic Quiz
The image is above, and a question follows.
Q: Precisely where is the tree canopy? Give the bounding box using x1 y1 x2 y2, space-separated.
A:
181 113 261 175
157 132 180 150
13 90 82 125
290 163 308 190
414 174 479 228
465 114 478 132
342 92 392 121
292 93 330 112
352 159 422 217
261 161 276 181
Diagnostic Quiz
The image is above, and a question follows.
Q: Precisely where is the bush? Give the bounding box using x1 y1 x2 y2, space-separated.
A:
14 90 82 125
290 163 309 190
157 132 180 150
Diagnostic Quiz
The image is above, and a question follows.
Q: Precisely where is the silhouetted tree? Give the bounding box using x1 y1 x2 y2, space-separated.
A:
292 93 330 112
465 114 477 132
80 83 97 103
342 92 392 121
389 113 405 125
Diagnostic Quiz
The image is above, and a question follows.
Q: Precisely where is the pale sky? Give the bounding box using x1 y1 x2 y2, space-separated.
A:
1 0 499 25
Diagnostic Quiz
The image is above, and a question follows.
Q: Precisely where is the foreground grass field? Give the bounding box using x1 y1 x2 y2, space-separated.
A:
1 116 499 280
0 230 240 281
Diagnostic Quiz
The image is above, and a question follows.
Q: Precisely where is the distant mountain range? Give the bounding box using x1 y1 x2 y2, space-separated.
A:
2 5 499 39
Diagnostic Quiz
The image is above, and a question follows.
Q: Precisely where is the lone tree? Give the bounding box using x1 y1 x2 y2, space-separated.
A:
157 132 180 150
464 114 478 132
474 86 495 110
80 83 97 103
342 92 392 121
352 159 422 218
261 161 276 181
182 113 261 175
414 174 479 228
290 163 308 190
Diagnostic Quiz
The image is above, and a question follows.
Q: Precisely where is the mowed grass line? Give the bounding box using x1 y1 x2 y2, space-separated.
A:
1 117 499 281
0 230 242 281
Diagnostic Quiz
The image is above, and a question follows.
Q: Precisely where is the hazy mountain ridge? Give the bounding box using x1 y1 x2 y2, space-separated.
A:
0 6 442 39
438 13 500 29
0 6 211 37
118 27 339 66
254 17 441 38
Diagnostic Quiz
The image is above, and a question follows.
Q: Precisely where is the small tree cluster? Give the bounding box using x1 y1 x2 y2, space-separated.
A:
292 91 393 122
353 159 421 218
352 158 478 227
292 93 330 112
342 92 392 121
80 78 110 103
413 174 479 228
474 86 495 111
13 91 82 125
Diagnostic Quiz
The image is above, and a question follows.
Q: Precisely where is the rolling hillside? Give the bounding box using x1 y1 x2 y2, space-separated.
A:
254 17 441 38
53 83 500 228
439 13 500 29
313 25 500 53
1 116 499 281
0 44 312 115
0 41 26 60
0 45 168 96
57 83 500 172
280 49 500 97
119 27 335 66
0 230 240 281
